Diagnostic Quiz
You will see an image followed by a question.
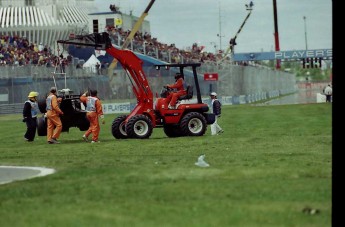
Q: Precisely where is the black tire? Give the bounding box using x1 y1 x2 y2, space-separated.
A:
37 116 47 136
126 114 153 139
180 112 207 136
163 124 183 137
77 115 90 131
111 115 128 139
38 98 47 114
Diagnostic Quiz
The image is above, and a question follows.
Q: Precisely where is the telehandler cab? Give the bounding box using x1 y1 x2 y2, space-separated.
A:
57 32 215 139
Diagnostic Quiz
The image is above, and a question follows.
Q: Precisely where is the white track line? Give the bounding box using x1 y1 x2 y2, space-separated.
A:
0 166 56 185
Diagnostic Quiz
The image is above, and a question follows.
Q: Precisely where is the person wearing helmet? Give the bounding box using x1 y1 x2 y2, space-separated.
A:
46 87 64 144
210 92 224 135
165 73 187 109
80 89 105 143
23 91 39 142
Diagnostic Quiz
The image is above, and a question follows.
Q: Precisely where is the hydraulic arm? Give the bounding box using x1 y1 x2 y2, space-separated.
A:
57 32 155 122
220 1 254 62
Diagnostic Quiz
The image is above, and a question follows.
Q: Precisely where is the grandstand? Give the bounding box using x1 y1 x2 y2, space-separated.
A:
0 1 297 108
0 0 146 55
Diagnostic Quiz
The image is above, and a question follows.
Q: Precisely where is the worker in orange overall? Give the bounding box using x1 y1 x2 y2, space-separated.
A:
46 87 64 144
80 89 105 143
165 73 187 109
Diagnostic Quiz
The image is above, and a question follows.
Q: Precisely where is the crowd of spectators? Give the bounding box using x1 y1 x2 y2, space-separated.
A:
106 26 262 67
1 29 254 69
0 35 71 68
106 26 224 64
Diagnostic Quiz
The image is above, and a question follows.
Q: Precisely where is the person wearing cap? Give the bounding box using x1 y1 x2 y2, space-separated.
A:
23 91 39 142
210 92 224 135
46 87 64 144
165 73 187 109
80 89 105 143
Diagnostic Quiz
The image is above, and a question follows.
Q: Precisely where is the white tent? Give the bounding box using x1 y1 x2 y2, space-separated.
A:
83 54 101 73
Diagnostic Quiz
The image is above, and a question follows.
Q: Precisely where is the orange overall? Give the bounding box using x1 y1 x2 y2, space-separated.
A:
166 78 187 107
80 95 104 142
46 93 63 142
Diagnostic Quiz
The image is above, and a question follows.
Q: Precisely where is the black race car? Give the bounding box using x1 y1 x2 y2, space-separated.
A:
37 88 90 136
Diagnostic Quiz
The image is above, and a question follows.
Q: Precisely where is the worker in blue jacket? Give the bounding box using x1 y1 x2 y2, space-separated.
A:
210 92 224 135
23 91 39 142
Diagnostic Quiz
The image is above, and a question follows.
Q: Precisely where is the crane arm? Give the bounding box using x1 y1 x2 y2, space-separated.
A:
220 6 253 62
121 0 156 49
57 32 153 105
108 0 156 76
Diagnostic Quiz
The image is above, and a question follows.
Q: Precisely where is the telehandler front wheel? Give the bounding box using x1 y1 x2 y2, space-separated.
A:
126 114 153 139
111 115 128 139
180 112 207 136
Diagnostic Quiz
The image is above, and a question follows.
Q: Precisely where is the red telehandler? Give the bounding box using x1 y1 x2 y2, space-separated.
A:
57 32 215 139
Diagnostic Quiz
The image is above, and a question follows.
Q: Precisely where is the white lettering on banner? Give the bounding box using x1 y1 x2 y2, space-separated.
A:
315 50 324 57
102 103 131 114
274 49 332 59
275 52 283 58
298 51 305 57
306 50 314 57
291 52 299 58
235 48 332 61
327 49 332 56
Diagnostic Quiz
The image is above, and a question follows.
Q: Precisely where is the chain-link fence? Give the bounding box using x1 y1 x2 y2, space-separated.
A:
0 62 296 113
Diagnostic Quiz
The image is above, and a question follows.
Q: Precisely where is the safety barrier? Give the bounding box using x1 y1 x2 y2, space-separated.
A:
0 89 295 115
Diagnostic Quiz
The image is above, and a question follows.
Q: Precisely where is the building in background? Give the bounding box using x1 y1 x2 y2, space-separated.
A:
88 5 150 35
0 0 150 54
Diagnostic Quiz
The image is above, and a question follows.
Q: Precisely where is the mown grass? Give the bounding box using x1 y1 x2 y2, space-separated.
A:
0 103 332 227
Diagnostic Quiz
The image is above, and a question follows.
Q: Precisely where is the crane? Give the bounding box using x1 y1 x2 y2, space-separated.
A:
107 0 156 76
219 1 254 63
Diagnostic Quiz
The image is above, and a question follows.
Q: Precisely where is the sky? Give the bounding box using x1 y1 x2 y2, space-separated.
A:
94 0 332 54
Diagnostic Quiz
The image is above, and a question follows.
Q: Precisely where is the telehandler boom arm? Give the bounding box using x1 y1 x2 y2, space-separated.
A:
57 32 154 121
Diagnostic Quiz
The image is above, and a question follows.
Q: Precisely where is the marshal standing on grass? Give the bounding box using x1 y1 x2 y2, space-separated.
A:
80 89 105 143
46 87 64 144
324 84 332 103
22 91 39 142
210 92 224 136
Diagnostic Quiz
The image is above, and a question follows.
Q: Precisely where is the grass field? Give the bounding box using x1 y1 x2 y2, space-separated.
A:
0 103 332 227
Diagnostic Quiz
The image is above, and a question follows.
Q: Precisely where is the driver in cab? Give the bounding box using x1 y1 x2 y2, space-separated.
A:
165 73 187 109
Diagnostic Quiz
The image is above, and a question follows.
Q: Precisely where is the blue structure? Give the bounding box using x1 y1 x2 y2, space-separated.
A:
67 45 197 79
68 45 163 68
233 49 332 61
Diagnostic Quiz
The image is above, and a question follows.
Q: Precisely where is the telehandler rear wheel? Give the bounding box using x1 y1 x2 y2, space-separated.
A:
180 112 207 136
